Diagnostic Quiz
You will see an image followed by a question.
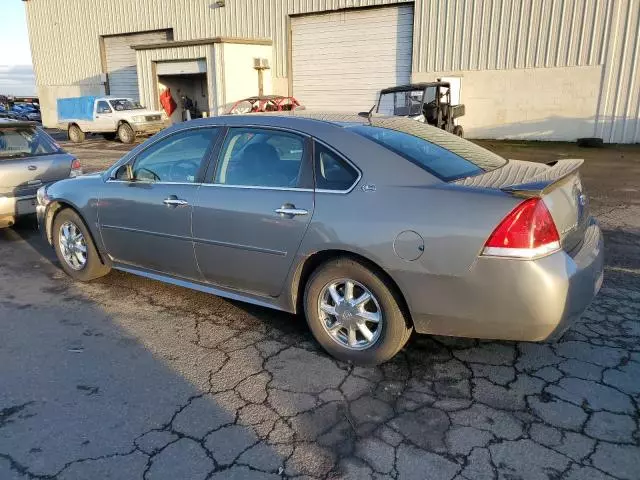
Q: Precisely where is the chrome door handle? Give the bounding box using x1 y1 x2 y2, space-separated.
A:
275 207 308 216
163 197 189 207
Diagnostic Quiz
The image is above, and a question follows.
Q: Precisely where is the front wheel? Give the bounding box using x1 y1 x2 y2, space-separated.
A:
117 123 135 144
304 258 412 365
52 209 110 282
452 125 464 137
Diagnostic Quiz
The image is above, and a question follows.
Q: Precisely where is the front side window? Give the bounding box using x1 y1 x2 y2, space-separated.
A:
96 101 112 114
214 128 306 188
122 128 219 183
314 143 359 191
0 127 60 159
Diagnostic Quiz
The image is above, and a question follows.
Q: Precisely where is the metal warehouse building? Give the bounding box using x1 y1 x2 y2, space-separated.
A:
25 0 640 143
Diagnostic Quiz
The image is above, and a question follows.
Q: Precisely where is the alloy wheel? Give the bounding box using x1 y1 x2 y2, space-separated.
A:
318 278 383 350
58 221 87 271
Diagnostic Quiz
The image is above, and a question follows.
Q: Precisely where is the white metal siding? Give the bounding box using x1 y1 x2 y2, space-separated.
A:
156 60 207 75
104 30 170 99
292 6 413 111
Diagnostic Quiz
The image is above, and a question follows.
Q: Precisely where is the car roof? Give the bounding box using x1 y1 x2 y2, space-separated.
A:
0 119 38 128
186 110 442 138
379 82 451 94
178 111 504 172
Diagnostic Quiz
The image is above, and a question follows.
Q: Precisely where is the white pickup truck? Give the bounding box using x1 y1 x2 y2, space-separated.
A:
57 96 168 144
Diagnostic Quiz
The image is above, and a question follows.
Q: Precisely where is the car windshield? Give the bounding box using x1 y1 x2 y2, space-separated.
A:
347 121 507 181
377 89 425 116
0 127 60 159
109 99 144 111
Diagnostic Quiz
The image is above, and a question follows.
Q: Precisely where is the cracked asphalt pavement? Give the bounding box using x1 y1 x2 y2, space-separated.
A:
0 136 638 479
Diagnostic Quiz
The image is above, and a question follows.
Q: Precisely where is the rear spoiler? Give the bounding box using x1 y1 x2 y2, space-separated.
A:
500 159 584 197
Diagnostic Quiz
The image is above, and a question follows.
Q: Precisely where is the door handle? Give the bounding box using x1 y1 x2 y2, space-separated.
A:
275 206 308 216
163 196 189 207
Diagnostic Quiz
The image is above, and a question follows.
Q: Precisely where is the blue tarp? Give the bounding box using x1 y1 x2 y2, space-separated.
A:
57 96 96 121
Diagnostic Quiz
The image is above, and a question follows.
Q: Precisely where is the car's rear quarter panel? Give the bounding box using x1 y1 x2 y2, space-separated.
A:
291 125 523 325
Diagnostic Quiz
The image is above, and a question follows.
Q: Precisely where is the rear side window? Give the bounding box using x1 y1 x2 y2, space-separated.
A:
214 128 306 188
347 124 506 181
0 127 60 159
314 143 359 191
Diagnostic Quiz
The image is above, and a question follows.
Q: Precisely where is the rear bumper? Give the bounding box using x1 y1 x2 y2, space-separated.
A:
408 219 604 341
0 194 37 227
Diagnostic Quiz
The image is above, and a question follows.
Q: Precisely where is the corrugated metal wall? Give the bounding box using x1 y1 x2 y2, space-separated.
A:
413 0 610 72
25 0 640 143
595 0 640 144
25 0 408 84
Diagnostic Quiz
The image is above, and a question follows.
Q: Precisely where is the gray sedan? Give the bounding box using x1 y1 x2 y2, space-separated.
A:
0 120 80 228
37 113 603 365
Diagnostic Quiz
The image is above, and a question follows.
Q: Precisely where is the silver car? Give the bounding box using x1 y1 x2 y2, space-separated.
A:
0 120 80 228
37 113 603 365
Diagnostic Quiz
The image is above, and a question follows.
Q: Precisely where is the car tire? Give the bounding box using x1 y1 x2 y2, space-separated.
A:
117 123 135 144
304 257 412 365
453 125 464 137
102 132 117 141
68 124 85 143
52 208 110 282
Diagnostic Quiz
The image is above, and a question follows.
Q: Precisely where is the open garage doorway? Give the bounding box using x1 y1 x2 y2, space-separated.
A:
157 60 210 124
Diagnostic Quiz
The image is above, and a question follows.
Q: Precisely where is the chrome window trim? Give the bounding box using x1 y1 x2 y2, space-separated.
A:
105 180 201 186
312 138 362 194
200 183 313 192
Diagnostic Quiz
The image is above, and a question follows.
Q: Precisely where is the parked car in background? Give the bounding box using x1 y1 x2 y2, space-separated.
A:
227 95 302 114
0 120 81 228
37 113 603 365
57 96 167 144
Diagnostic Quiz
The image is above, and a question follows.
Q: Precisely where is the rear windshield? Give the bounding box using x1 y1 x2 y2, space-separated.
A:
347 120 506 181
0 127 60 159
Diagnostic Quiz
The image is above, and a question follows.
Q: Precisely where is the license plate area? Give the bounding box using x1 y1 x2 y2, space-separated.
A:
16 198 37 215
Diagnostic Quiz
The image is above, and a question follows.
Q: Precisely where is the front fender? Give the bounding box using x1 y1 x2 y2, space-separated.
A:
39 176 110 264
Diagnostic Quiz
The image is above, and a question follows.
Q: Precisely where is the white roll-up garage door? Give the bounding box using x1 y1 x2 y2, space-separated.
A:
291 6 414 112
104 30 171 100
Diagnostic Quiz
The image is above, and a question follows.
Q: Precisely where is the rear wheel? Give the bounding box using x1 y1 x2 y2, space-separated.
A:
102 132 117 141
453 125 464 137
117 123 135 144
304 257 412 365
68 124 85 143
53 209 110 282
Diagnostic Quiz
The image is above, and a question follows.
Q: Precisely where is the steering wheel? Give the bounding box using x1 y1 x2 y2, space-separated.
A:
170 160 200 182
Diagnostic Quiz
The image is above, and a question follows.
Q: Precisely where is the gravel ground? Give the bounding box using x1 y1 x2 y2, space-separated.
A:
0 134 638 480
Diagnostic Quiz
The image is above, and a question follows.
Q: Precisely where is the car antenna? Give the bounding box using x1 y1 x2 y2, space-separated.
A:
366 104 375 124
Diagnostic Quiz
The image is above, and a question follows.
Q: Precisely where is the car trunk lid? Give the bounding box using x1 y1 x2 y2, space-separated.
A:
0 152 74 196
455 159 589 252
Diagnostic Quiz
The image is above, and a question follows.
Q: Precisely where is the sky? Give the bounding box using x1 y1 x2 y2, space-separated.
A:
0 1 36 96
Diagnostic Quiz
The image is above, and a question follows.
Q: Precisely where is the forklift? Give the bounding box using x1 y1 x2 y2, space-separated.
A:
375 81 465 137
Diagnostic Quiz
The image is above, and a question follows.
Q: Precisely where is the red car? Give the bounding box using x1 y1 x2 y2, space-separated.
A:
226 95 302 114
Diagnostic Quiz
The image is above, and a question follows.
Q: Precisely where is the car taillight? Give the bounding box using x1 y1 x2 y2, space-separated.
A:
70 158 82 177
482 198 560 259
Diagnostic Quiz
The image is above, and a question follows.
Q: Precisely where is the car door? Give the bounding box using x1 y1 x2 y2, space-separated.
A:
93 100 116 132
98 127 221 280
192 127 314 297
